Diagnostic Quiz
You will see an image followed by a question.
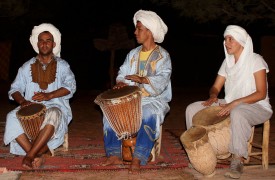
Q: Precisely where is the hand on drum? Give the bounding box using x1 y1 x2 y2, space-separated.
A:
202 97 218 107
217 100 240 116
113 82 128 89
20 100 33 107
125 74 147 84
32 91 52 102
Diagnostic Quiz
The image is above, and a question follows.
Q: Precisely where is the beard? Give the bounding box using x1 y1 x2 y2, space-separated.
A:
39 48 53 56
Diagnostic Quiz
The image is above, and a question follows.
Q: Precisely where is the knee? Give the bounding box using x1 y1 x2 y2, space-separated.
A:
142 114 156 125
230 104 246 118
103 116 112 130
47 107 62 117
186 102 200 113
44 107 62 126
6 110 18 124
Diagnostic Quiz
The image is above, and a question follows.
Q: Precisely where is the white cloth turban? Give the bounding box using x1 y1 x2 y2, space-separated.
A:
223 25 248 47
133 10 168 43
29 23 61 57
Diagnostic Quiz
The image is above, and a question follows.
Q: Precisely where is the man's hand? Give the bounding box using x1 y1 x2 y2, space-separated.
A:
32 92 53 102
113 82 128 89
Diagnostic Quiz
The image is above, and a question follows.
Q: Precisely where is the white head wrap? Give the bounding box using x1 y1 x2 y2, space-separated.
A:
29 23 61 57
133 10 168 43
223 25 253 68
222 25 256 103
224 25 248 47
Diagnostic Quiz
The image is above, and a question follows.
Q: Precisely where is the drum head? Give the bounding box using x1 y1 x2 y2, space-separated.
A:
193 106 229 126
100 86 141 100
182 126 206 142
17 103 46 117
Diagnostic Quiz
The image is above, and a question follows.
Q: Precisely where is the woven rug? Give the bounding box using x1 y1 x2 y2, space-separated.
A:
0 121 187 172
0 122 228 172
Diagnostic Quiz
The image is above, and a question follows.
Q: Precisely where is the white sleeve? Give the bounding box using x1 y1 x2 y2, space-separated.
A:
217 59 227 77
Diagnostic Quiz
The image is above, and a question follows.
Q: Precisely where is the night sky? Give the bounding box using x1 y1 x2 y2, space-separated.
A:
1 0 274 90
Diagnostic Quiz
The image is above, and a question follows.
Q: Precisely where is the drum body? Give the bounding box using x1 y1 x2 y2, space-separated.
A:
95 86 142 161
180 126 216 176
193 106 231 159
16 103 46 141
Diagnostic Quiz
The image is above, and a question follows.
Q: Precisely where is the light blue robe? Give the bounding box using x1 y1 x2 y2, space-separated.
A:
116 45 172 138
4 56 76 155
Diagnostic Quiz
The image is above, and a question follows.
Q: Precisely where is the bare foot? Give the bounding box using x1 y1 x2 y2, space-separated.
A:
32 155 45 169
129 157 141 174
22 156 33 169
102 156 123 166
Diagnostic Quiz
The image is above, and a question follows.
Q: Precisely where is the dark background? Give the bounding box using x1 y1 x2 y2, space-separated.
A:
1 0 275 90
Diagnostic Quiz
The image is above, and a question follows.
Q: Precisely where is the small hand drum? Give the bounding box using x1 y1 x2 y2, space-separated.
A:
16 103 46 141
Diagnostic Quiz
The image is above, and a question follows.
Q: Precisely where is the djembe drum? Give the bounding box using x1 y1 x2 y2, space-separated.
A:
16 103 46 141
192 106 231 159
94 86 142 162
180 126 216 177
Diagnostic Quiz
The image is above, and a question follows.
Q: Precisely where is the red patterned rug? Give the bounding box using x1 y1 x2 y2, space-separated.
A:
0 122 228 172
0 128 187 171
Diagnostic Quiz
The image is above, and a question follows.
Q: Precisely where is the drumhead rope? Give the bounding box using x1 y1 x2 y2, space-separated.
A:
95 86 142 140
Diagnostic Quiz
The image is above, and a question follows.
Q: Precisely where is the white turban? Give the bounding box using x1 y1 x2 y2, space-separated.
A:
223 25 248 47
133 10 168 43
29 23 61 57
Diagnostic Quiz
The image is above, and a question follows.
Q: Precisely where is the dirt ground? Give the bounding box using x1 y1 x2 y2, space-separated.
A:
1 80 275 180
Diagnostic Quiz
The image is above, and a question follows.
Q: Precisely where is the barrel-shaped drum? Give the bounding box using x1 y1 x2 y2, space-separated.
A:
193 106 231 159
180 126 216 176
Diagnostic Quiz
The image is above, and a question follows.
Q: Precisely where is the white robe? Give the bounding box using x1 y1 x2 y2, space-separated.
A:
4 56 76 155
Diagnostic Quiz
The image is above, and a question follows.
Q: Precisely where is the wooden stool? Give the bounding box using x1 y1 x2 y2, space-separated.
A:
51 132 69 156
151 125 162 162
244 120 270 169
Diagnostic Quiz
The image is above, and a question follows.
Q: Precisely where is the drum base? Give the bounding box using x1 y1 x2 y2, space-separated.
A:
122 137 155 164
122 137 136 162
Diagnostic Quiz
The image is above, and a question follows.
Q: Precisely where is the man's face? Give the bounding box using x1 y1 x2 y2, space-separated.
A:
134 21 152 44
37 32 56 56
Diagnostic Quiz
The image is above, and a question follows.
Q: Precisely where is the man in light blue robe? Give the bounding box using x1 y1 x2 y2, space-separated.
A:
4 23 76 169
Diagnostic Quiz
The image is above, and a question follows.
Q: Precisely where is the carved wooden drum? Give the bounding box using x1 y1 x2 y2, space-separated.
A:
16 103 46 141
95 86 142 162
